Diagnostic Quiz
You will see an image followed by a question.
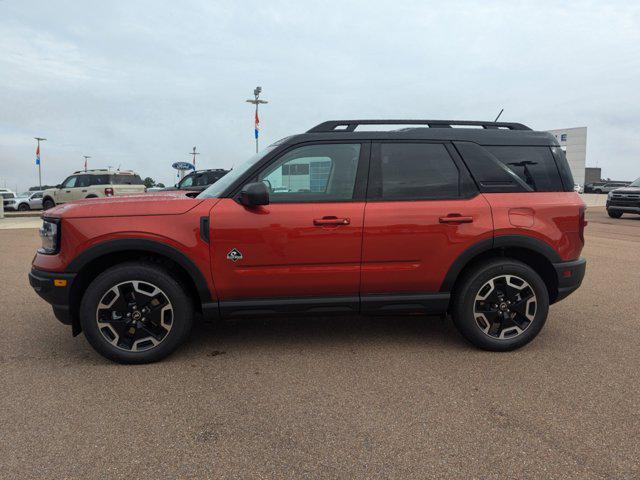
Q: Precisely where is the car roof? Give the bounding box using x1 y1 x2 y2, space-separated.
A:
282 119 559 147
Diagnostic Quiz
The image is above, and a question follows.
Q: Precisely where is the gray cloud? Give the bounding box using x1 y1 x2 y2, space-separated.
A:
1 0 639 190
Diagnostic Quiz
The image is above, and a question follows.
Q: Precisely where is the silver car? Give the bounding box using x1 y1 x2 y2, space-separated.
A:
12 191 44 211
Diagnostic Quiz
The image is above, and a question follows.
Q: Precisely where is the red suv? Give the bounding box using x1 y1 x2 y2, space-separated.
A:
29 120 587 363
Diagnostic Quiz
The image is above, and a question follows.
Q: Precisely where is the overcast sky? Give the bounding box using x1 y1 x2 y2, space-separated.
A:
1 0 639 191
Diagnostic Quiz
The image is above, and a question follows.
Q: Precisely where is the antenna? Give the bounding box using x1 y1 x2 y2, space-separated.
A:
494 108 504 122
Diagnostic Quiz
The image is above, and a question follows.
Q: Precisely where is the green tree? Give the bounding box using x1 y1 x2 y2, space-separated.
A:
143 177 156 188
156 183 165 188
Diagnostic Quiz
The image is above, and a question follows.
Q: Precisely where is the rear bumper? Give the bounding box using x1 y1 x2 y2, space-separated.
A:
28 268 76 326
553 258 586 303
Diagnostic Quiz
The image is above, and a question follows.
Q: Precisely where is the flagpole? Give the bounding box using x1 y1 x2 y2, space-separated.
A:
34 137 46 190
246 86 268 154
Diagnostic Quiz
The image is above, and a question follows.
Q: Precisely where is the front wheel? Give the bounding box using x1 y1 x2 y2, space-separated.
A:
79 262 194 364
43 198 55 210
607 209 623 219
18 203 30 211
452 259 549 351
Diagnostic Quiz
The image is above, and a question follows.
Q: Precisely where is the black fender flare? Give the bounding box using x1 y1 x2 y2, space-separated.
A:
66 238 213 304
439 234 562 292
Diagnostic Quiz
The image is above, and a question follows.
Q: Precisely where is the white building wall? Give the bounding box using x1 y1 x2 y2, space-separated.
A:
547 127 587 186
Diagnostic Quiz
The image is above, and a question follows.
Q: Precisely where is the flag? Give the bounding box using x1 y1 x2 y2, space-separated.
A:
35 145 40 166
255 110 260 139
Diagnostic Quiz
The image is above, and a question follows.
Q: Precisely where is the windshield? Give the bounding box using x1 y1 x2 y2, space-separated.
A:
630 177 640 187
198 146 278 198
20 192 30 197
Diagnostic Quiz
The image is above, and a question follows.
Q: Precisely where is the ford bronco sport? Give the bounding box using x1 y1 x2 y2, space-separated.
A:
42 169 146 210
29 120 587 363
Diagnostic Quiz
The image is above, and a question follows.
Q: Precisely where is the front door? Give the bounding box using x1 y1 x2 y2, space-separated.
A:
55 175 78 203
361 142 493 308
210 142 369 315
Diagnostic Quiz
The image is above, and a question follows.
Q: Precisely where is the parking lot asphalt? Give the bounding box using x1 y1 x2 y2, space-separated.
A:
1 208 638 479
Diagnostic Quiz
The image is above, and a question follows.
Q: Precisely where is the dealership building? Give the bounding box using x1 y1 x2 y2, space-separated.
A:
547 127 587 186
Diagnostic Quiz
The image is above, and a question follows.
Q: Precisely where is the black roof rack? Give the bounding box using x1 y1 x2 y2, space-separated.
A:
307 119 531 133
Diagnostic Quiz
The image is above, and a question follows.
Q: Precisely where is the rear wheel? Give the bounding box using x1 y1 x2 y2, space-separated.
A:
18 203 30 211
452 259 549 351
607 209 623 218
43 198 55 210
594 189 603 194
79 262 193 364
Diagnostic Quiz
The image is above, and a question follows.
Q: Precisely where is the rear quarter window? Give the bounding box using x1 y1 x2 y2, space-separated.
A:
485 146 564 192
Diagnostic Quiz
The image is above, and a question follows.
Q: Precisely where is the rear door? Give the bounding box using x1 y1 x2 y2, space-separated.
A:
210 142 369 314
361 141 493 309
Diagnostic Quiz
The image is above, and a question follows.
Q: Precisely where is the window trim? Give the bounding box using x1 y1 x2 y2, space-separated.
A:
234 140 371 204
366 140 477 202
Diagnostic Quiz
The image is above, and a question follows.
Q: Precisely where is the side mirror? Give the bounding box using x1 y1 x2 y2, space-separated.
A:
239 182 269 207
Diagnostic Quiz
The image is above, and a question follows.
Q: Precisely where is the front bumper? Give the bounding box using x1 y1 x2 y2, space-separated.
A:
29 268 77 328
553 258 586 303
607 199 640 214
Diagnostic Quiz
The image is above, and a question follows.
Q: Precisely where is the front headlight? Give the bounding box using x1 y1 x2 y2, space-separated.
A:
38 218 60 254
607 191 614 199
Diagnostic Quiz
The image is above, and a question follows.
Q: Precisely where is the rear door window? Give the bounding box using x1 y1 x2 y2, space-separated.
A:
91 174 110 186
368 143 460 200
485 146 564 192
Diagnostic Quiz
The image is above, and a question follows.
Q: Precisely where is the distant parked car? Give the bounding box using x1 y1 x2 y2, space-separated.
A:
42 169 146 210
592 182 629 194
584 182 605 193
12 191 44 211
163 169 230 193
574 184 584 194
1 190 18 211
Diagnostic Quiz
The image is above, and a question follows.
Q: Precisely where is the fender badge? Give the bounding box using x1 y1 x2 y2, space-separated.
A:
227 248 243 262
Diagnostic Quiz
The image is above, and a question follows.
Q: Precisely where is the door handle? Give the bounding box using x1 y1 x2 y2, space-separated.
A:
439 214 473 224
82 190 87 193
313 216 350 226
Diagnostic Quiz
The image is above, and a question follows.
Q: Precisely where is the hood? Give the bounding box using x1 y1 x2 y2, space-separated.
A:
45 192 204 219
612 186 640 194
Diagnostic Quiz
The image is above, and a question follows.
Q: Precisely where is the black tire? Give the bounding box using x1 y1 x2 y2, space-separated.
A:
452 258 549 351
594 189 602 194
607 209 623 219
43 198 55 210
18 203 30 211
79 262 194 364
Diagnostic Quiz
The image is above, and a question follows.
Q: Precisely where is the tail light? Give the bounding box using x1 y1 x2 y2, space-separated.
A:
579 206 587 243
104 187 114 197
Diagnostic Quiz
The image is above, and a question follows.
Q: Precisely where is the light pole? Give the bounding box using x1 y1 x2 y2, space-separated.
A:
82 155 91 172
188 146 200 167
34 137 46 189
246 86 268 153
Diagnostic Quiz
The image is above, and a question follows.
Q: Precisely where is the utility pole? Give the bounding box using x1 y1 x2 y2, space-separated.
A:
82 155 91 172
188 146 200 167
246 86 268 153
34 137 46 189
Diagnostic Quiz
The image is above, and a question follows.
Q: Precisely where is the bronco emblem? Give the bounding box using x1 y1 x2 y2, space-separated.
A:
226 248 243 262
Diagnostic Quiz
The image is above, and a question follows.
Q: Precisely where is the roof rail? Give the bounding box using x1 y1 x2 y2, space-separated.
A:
307 119 531 133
